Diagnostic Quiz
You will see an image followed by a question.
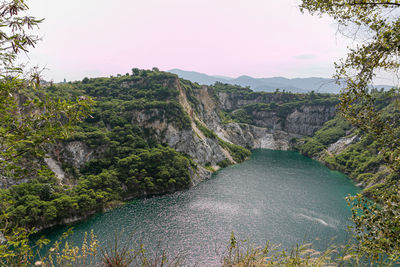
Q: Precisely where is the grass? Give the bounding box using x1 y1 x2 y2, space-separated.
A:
3 228 400 266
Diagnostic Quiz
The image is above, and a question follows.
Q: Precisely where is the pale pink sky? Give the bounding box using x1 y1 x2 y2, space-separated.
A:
26 0 352 82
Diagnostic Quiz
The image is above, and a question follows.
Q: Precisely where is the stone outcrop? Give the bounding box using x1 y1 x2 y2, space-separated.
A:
126 82 335 184
220 123 294 150
217 91 298 110
0 232 5 244
285 105 336 136
129 110 226 168
327 135 359 155
43 79 336 188
44 157 65 182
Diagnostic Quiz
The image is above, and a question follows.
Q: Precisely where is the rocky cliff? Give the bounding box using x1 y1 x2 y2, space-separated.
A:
44 77 337 188
0 71 344 230
5 70 398 232
190 83 336 150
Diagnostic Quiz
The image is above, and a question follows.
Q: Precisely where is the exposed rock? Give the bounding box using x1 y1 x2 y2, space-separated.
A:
62 141 99 168
40 81 336 190
285 105 336 136
0 232 6 244
216 91 335 136
217 91 297 110
190 165 212 186
44 157 65 182
130 110 227 167
0 174 29 189
327 135 359 155
221 123 296 150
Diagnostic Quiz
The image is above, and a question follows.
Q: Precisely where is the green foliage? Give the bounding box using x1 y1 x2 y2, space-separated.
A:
0 125 193 228
217 159 232 168
298 138 325 158
0 227 50 267
0 70 201 228
0 79 93 181
300 0 400 173
0 68 204 229
50 70 178 102
194 120 217 139
0 0 94 231
213 82 253 94
215 83 339 127
230 109 253 124
218 138 251 163
218 110 233 124
0 0 94 181
49 72 191 131
313 116 351 145
0 228 185 267
222 232 374 266
0 1 43 74
116 145 192 195
324 134 383 182
347 190 400 263
179 78 202 111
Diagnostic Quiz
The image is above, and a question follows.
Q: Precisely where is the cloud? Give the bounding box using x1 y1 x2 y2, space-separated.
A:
293 54 317 60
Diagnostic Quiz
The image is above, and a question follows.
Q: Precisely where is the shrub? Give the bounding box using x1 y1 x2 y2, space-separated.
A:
218 139 251 163
299 138 325 158
217 159 232 168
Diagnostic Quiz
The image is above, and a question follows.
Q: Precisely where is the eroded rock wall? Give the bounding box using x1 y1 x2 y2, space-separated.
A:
46 79 336 188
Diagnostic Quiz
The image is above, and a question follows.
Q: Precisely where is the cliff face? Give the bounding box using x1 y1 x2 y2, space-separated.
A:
221 124 291 150
0 73 345 231
50 80 334 189
217 91 298 110
191 85 336 150
285 105 336 136
42 77 337 190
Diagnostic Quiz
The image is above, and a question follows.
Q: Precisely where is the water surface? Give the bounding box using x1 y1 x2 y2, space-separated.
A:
37 149 360 265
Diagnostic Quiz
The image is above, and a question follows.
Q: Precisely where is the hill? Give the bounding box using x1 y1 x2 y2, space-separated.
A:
0 68 396 231
168 69 393 94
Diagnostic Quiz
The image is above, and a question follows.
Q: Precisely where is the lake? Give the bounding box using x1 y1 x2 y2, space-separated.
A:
36 149 360 265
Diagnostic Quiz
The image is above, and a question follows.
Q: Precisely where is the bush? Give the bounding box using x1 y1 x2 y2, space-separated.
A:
314 117 351 145
195 120 217 139
299 138 325 158
218 139 251 163
217 159 232 168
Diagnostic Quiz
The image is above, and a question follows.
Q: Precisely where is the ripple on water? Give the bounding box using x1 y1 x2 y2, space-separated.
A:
35 150 360 266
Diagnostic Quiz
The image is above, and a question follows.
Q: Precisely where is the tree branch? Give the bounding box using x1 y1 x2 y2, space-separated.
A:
347 1 400 7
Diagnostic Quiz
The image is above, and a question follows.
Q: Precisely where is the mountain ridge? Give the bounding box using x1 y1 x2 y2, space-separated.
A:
168 69 393 94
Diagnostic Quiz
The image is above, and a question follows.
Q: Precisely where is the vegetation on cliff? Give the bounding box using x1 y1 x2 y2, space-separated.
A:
300 0 400 261
297 89 400 199
213 82 338 126
0 70 200 230
1 0 400 265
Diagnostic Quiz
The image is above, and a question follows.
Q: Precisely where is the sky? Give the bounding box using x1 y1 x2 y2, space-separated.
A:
25 0 355 82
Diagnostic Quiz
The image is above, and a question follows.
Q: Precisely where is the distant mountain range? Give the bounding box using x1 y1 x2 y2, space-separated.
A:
168 69 393 94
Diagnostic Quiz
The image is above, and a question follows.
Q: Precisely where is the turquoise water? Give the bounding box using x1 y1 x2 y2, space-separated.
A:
36 149 360 265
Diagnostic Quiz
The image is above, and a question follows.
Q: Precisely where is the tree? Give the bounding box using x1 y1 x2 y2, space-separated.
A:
0 0 43 75
0 0 93 248
300 0 400 260
131 68 139 76
0 0 93 181
300 0 400 171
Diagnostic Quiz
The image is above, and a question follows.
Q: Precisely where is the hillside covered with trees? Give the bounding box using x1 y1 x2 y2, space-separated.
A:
1 0 400 266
